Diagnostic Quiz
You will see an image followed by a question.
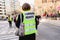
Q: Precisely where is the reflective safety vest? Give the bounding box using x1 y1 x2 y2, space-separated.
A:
23 11 37 35
8 17 12 21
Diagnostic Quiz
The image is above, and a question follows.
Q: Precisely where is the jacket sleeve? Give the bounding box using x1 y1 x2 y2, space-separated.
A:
22 14 24 22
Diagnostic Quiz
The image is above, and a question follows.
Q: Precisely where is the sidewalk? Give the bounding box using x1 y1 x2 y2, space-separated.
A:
46 19 60 26
40 18 60 26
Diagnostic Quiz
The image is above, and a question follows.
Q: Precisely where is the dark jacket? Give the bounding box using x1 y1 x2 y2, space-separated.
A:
35 15 41 25
14 14 21 28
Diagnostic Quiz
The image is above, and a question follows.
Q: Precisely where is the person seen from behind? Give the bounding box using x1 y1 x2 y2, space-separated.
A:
35 15 41 29
8 15 13 28
19 3 37 40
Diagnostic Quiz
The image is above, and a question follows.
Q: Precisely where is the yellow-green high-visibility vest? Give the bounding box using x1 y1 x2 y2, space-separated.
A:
23 11 37 35
8 17 12 21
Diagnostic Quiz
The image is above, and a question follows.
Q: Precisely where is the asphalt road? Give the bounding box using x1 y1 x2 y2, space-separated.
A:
0 20 60 40
36 21 60 40
0 21 18 40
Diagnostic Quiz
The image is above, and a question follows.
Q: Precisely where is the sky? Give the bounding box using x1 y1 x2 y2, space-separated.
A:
5 0 34 8
18 0 34 7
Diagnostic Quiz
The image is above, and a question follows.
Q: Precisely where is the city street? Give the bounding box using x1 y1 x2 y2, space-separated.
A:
0 19 60 40
36 19 60 40
0 21 19 40
0 0 60 40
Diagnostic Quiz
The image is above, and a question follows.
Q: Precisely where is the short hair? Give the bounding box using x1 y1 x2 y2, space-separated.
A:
22 3 31 11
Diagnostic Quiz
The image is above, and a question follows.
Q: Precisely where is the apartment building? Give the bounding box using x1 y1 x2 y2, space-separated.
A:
5 0 60 16
35 0 60 15
0 0 6 19
10 0 20 12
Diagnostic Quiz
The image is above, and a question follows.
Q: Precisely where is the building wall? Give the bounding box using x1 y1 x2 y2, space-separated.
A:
5 0 20 15
35 0 60 15
5 0 60 15
5 0 11 15
0 0 6 16
35 0 42 15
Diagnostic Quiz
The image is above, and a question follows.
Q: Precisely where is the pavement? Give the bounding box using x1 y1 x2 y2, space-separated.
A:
40 18 60 26
0 19 60 40
0 21 19 40
36 19 60 40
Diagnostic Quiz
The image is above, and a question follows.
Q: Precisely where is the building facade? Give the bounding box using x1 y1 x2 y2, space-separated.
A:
35 0 60 15
5 0 60 16
5 0 20 16
0 0 6 18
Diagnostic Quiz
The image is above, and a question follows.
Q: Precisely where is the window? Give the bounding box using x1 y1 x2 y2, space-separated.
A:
3 7 5 9
52 0 54 3
0 7 2 9
2 2 5 3
56 0 60 2
42 0 47 3
0 4 1 6
52 0 54 2
0 13 2 14
51 0 60 3
0 10 2 12
47 0 52 2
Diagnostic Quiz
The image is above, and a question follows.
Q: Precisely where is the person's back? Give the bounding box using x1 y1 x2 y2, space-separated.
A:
19 3 37 40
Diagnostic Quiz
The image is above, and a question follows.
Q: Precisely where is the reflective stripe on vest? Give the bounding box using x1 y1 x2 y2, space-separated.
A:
23 11 37 35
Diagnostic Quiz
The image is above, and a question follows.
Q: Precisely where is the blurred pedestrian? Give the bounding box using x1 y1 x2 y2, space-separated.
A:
57 11 60 17
13 11 21 35
13 11 20 28
8 15 13 28
35 15 41 29
43 12 47 17
19 3 37 40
